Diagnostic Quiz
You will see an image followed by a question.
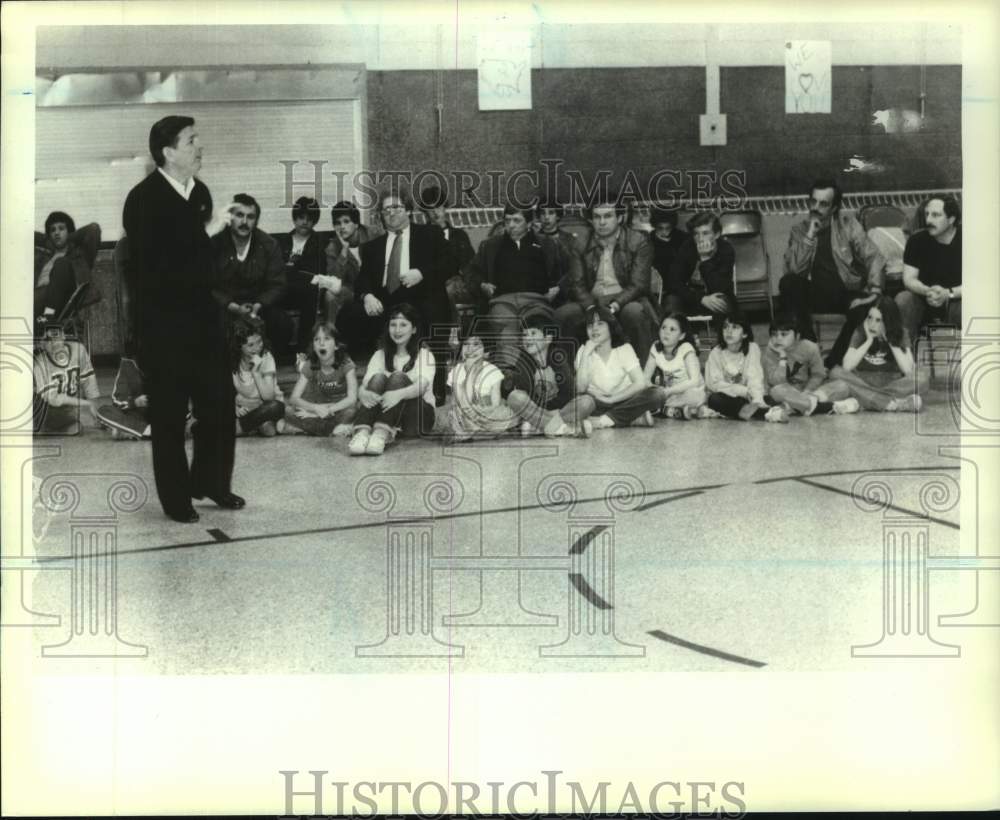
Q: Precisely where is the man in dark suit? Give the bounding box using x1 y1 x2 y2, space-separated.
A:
348 188 452 402
122 115 244 524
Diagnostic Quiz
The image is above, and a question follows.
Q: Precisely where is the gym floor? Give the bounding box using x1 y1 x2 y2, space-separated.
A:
20 330 985 676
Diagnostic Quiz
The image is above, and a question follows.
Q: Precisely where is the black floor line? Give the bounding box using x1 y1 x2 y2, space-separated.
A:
40 482 728 561
568 573 613 610
569 525 608 555
794 477 961 530
633 489 705 512
755 463 960 485
206 528 231 542
647 629 767 668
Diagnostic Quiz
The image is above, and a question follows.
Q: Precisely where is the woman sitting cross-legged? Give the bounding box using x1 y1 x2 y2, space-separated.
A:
574 304 666 429
348 303 437 456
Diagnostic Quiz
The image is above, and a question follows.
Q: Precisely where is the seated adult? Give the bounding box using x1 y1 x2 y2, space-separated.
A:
324 200 379 326
780 179 885 364
895 196 962 342
648 207 688 307
276 196 327 345
535 198 583 308
418 186 475 317
465 204 561 363
212 193 290 351
346 189 451 404
34 211 102 323
554 196 659 366
664 211 735 320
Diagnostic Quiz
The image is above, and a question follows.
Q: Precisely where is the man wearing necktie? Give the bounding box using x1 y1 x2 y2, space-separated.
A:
351 188 453 402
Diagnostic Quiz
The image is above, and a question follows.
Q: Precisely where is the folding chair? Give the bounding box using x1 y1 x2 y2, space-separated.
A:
721 211 773 317
917 319 961 383
55 281 93 351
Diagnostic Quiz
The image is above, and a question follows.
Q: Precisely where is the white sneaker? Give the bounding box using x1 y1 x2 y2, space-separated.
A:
348 429 370 455
365 430 388 455
697 405 722 420
764 406 790 424
577 419 593 438
803 395 819 417
591 414 615 429
890 394 922 413
632 411 655 428
831 398 861 415
332 423 352 437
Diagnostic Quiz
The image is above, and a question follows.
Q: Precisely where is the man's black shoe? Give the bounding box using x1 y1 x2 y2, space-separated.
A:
193 491 246 510
167 507 200 524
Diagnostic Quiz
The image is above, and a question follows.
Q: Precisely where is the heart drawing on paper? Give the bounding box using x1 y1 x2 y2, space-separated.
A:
798 73 814 94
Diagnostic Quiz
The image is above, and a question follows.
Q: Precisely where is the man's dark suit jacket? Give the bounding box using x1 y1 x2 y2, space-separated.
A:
355 222 451 327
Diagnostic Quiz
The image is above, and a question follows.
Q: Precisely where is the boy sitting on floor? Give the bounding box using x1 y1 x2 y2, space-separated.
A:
32 322 100 434
762 313 858 416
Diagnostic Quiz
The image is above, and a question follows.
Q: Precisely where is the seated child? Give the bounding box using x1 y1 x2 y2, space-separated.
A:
348 303 436 456
702 311 788 422
502 314 595 437
762 312 858 416
827 296 928 412
643 312 706 419
230 316 285 436
447 331 517 442
285 319 357 436
96 357 151 439
32 322 100 434
574 304 666 428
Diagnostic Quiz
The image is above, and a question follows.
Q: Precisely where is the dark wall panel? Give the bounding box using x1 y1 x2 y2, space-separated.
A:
367 64 961 205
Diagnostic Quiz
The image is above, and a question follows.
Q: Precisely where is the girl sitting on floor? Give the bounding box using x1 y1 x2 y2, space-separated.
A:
574 304 666 429
230 316 285 437
702 311 788 423
447 330 517 443
643 311 706 419
827 296 928 412
285 319 357 436
348 303 437 456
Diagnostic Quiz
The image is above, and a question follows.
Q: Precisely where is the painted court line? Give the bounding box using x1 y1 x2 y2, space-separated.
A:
794 477 960 530
647 629 767 668
754 463 960 485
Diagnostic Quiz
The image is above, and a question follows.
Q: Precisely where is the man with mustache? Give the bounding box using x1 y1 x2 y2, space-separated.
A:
213 193 290 352
781 179 886 366
895 196 962 342
123 115 243 523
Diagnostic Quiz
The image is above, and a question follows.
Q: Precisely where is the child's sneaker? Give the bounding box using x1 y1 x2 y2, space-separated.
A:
348 429 370 455
887 395 922 413
365 430 388 455
332 423 352 437
682 405 700 420
830 398 861 415
591 414 615 429
662 407 683 420
697 405 722 420
764 406 789 424
520 420 537 437
632 411 655 428
576 419 593 438
803 394 820 416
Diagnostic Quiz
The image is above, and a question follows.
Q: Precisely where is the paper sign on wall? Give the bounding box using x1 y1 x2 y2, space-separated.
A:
477 31 532 111
785 40 831 114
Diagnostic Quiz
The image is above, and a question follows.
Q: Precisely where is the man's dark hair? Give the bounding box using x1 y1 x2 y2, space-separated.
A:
503 203 534 221
536 198 564 217
331 200 361 226
233 193 261 220
583 193 625 221
809 178 843 210
649 208 678 228
925 195 962 227
687 211 722 235
149 115 195 168
769 312 800 335
44 211 75 235
291 196 320 225
418 185 449 211
379 186 414 213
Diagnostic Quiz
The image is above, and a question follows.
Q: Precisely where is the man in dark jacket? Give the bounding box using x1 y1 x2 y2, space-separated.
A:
122 115 243 523
665 211 736 319
212 193 290 351
33 212 102 323
465 204 562 362
276 196 327 348
553 197 659 365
